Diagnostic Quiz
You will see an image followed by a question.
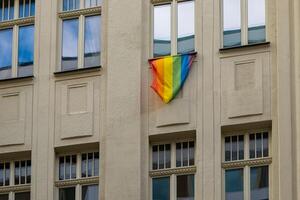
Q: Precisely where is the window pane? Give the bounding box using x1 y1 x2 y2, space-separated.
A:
223 0 241 47
263 132 269 157
153 4 171 57
62 19 78 71
189 141 195 166
59 156 64 180
15 192 30 200
177 1 195 54
82 153 87 177
177 175 194 200
4 163 9 186
165 144 171 168
26 160 31 184
0 194 8 200
15 161 20 185
250 166 269 200
24 0 29 17
19 0 35 18
248 0 265 44
18 25 34 77
85 0 101 8
3 0 14 21
0 0 2 21
152 146 158 170
30 0 35 16
0 29 12 79
256 133 262 158
238 135 244 160
176 143 182 167
225 169 243 200
71 155 76 179
88 153 93 177
159 145 164 169
9 0 13 19
21 161 26 184
65 155 70 179
0 163 3 186
63 0 79 11
153 177 170 200
82 185 99 200
250 134 256 159
231 136 238 161
182 142 188 166
84 15 101 68
94 152 99 176
225 137 231 161
59 187 75 200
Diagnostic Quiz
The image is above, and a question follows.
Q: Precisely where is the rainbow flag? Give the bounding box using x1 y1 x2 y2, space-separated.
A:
149 52 196 103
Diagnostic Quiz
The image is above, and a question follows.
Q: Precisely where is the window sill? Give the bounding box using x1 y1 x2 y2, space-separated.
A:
54 66 101 76
219 42 270 53
0 75 34 83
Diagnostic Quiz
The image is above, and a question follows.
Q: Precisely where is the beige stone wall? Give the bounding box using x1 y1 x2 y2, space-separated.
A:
0 0 298 199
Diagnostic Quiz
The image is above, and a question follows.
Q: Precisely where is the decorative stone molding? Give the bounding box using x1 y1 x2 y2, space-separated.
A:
55 177 99 187
222 157 272 169
149 166 196 177
0 17 34 29
58 7 101 19
0 184 30 193
151 0 172 4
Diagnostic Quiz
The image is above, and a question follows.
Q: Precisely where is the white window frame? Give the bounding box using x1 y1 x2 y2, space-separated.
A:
220 0 268 48
149 139 196 200
221 129 272 200
55 150 100 200
151 0 195 57
0 158 31 200
57 0 101 71
0 0 35 78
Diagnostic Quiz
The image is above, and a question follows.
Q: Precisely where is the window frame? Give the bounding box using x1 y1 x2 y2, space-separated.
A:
220 0 268 48
57 0 102 72
0 0 35 79
151 0 196 58
55 150 100 200
149 139 196 200
221 129 272 200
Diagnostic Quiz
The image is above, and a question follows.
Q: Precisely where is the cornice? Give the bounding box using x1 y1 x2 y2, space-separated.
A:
151 0 172 4
222 157 272 169
0 184 30 193
149 166 196 177
55 177 99 187
0 17 34 29
58 7 101 19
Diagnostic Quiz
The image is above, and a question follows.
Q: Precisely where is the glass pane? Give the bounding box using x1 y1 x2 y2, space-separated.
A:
3 0 8 20
0 28 12 79
263 132 269 157
248 0 265 44
19 0 35 18
65 155 70 179
24 0 29 17
15 192 30 200
177 1 195 54
256 133 262 158
62 19 78 71
223 0 241 47
85 0 101 8
82 153 87 177
59 156 64 180
231 136 238 161
153 177 170 200
153 4 171 57
71 155 76 179
152 146 158 170
19 0 24 18
177 175 194 200
176 143 182 167
189 141 195 166
26 160 31 184
18 25 34 77
250 166 269 200
0 194 8 200
182 142 188 166
9 0 13 19
158 145 164 169
63 0 80 11
4 163 9 186
21 161 26 184
238 135 244 160
94 152 99 176
59 187 75 200
250 134 256 159
225 137 231 161
165 144 171 168
225 169 243 200
82 185 99 200
88 153 93 177
30 0 35 16
15 161 20 185
0 163 3 186
84 15 101 68
0 0 2 21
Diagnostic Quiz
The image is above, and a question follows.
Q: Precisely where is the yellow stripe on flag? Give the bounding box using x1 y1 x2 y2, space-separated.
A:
163 56 173 103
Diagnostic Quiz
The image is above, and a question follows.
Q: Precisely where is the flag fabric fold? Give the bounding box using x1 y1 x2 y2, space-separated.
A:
149 52 196 103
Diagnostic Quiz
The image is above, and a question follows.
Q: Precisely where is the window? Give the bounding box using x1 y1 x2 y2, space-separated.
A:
59 0 101 71
222 0 266 48
0 0 35 79
56 152 99 200
150 141 195 200
152 0 195 57
222 131 271 200
0 159 31 200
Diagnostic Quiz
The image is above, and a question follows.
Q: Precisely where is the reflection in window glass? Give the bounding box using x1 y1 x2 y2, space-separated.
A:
85 0 101 8
4 163 9 186
94 152 99 176
263 132 269 157
248 0 265 44
0 0 14 21
18 25 34 77
82 185 99 200
62 19 78 71
0 194 8 200
19 0 35 18
250 166 269 200
21 161 26 184
15 192 30 200
225 169 243 200
0 29 12 79
71 155 76 179
177 175 194 200
189 141 195 166
178 1 195 54
223 0 241 47
59 187 75 200
153 4 171 57
256 133 262 158
63 0 80 11
84 15 101 68
152 145 158 170
153 177 170 200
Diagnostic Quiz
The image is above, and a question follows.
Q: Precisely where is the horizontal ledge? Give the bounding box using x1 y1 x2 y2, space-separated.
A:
0 184 30 193
148 51 197 62
58 7 101 18
0 16 35 29
55 177 99 187
54 66 101 76
219 42 270 52
0 75 34 83
222 157 272 169
149 166 196 177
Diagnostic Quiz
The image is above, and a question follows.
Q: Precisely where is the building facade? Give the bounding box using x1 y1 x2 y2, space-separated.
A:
0 0 298 199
